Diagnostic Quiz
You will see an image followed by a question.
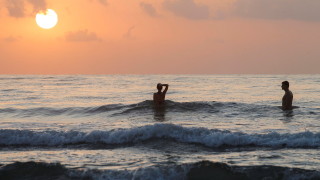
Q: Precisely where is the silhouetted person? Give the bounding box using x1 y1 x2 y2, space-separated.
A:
281 81 293 110
153 83 169 106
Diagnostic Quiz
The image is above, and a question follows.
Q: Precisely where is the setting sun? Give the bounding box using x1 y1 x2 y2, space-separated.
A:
35 9 58 29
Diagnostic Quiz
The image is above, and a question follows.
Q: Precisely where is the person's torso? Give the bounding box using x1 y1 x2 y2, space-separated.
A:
154 93 165 104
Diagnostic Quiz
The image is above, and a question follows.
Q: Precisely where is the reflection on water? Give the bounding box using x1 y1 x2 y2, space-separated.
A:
279 106 301 122
283 110 294 117
281 110 294 122
153 103 167 122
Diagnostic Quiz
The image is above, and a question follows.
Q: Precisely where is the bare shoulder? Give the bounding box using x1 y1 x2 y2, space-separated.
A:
289 90 293 97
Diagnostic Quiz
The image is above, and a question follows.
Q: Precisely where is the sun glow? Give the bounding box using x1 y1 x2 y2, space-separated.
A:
36 9 58 29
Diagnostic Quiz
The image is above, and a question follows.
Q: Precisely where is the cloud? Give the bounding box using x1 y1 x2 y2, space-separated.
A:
123 26 135 39
3 36 21 42
161 0 320 22
87 0 108 6
5 0 25 18
162 0 210 20
140 2 159 17
65 30 102 42
98 0 108 6
5 0 47 18
28 0 47 12
231 0 320 21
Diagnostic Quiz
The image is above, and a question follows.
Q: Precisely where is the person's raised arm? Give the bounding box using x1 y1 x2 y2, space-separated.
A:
162 84 169 94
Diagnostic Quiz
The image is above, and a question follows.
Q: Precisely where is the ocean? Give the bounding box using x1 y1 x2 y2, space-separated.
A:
0 75 319 180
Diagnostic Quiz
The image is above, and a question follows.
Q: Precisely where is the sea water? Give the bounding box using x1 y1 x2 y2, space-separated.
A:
0 75 319 179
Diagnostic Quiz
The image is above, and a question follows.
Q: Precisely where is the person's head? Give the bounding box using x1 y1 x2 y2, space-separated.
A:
157 83 162 91
282 81 289 90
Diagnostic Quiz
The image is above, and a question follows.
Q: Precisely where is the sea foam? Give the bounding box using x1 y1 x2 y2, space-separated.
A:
0 124 319 148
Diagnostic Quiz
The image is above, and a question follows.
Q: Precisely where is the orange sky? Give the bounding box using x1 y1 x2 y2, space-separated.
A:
1 0 320 74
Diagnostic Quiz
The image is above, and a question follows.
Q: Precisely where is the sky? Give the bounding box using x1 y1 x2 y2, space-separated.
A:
1 0 320 74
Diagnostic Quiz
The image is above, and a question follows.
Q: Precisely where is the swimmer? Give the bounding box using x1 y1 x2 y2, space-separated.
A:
153 83 169 106
281 81 293 110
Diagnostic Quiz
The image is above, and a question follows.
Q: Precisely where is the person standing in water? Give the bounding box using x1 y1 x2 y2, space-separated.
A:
281 81 293 110
153 83 169 106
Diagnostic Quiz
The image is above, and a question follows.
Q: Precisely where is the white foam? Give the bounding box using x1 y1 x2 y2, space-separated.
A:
0 124 319 147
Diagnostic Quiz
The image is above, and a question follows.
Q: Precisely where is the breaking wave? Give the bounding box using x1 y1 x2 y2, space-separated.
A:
1 161 319 180
0 124 319 148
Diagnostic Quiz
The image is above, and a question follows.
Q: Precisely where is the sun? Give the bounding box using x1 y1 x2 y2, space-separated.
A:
36 9 58 29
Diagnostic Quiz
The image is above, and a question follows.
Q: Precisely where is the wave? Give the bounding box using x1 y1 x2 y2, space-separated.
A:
1 124 319 148
0 100 284 117
0 104 125 117
1 89 16 92
1 161 319 180
0 77 27 80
